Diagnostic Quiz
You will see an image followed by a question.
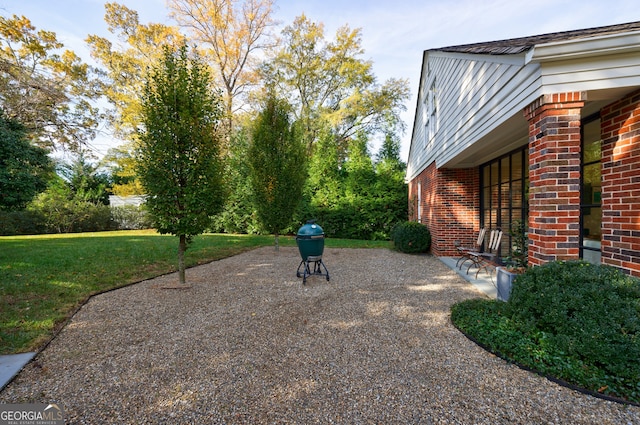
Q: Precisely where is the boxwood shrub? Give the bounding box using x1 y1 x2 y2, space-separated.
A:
451 261 640 404
390 221 431 253
506 261 640 379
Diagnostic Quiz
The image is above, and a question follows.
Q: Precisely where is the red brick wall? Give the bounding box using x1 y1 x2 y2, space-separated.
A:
418 162 438 230
408 179 417 222
601 89 640 277
408 90 640 277
408 162 479 256
524 93 585 266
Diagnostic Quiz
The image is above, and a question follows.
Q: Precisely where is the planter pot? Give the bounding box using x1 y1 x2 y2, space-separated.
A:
496 267 519 301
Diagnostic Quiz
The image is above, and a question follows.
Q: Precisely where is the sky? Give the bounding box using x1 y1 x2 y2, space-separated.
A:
2 0 640 161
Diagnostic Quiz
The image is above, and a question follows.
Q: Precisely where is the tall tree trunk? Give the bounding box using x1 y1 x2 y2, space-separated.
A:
178 234 187 284
274 231 279 251
223 92 233 152
226 92 233 135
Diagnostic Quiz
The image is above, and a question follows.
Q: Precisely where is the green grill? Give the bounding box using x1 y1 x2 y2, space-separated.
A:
295 220 330 284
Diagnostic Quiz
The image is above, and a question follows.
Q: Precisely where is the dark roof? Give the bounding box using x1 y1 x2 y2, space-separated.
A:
433 21 640 55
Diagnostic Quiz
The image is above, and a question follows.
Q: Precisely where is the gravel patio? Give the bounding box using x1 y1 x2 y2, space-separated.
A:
1 247 638 424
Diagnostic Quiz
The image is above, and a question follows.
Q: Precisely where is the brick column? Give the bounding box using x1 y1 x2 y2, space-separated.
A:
524 93 585 266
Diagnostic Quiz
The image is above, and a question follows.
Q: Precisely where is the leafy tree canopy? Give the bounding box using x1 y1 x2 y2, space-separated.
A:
0 14 102 150
168 0 277 131
102 145 144 196
87 2 185 140
261 14 410 151
0 113 53 211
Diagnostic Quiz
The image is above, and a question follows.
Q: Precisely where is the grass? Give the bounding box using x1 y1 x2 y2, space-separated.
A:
0 230 391 355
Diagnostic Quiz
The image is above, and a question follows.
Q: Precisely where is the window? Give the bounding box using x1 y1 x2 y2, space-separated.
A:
422 97 428 149
480 147 529 260
424 80 437 148
580 115 601 264
428 80 437 141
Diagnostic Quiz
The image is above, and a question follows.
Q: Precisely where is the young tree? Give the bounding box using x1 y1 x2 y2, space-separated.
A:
0 15 102 150
0 113 53 211
137 44 225 285
210 127 261 234
248 95 307 249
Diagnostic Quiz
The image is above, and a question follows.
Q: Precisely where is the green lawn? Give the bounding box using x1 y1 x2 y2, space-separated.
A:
0 230 391 354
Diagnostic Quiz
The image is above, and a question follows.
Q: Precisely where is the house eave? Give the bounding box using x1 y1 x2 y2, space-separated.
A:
527 30 640 63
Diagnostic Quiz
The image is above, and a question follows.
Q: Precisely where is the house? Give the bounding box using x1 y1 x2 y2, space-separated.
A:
407 22 640 277
108 195 146 207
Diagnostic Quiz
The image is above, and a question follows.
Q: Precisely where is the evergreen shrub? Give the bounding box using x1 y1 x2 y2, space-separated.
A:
390 221 431 253
505 261 640 381
0 203 115 235
451 260 640 403
0 210 48 235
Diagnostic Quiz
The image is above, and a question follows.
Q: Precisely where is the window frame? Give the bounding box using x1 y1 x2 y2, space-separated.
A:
479 146 529 260
579 112 602 264
423 79 437 149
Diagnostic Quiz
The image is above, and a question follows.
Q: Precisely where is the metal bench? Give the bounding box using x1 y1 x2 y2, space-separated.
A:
456 227 486 269
465 229 503 280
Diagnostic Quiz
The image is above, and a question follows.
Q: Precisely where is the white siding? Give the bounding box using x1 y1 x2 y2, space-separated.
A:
408 31 640 182
403 25 640 276
407 51 539 181
109 195 146 207
539 52 640 93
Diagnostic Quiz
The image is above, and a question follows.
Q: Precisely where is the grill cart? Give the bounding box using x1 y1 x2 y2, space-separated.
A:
295 220 330 284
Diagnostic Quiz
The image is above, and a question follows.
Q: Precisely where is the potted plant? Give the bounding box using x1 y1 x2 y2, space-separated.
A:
496 219 528 301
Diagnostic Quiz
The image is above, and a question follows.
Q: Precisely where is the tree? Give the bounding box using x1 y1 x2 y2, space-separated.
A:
210 127 261 234
0 14 102 150
29 175 112 234
248 95 307 249
0 113 53 211
137 44 225 285
305 125 343 208
58 153 112 205
87 2 185 140
87 3 185 207
344 132 375 201
102 146 144 196
261 14 410 151
301 130 407 240
168 0 276 133
377 131 403 167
